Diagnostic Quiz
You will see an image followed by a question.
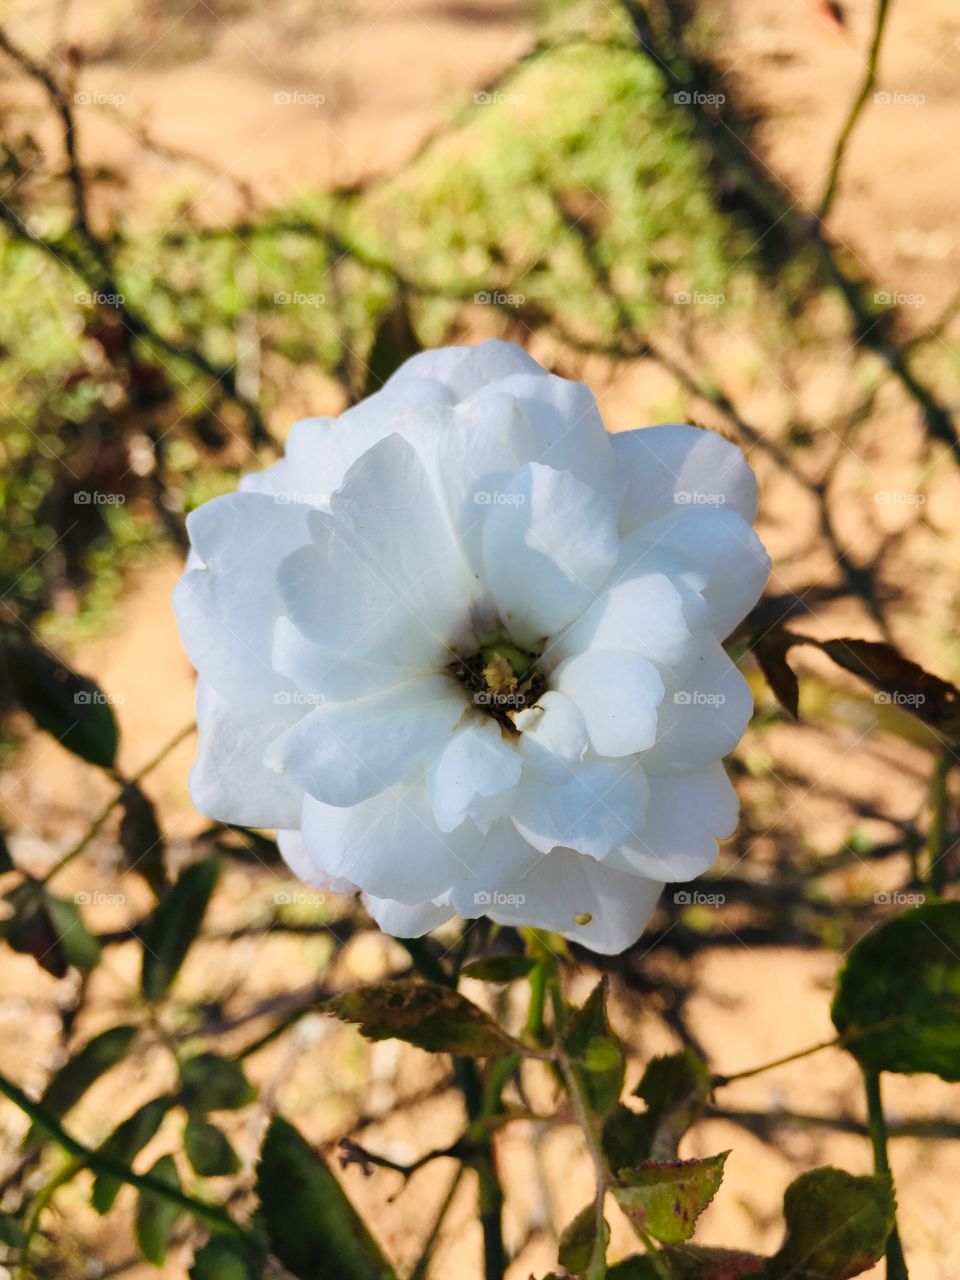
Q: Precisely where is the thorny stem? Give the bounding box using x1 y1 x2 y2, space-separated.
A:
0 1068 250 1240
864 1070 909 1280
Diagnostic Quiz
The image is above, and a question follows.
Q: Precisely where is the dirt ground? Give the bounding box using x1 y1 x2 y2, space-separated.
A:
2 1 959 1277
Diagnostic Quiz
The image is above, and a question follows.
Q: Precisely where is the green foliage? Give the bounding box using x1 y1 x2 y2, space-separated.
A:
141 857 220 1001
460 955 537 983
190 1236 261 1280
563 978 625 1115
613 1153 728 1244
324 979 524 1057
178 1054 257 1113
92 1098 173 1214
25 1026 137 1146
558 1202 610 1276
184 1117 241 1177
255 1115 397 1280
4 640 119 768
832 901 960 1079
135 1154 183 1266
604 1049 710 1169
768 1167 894 1280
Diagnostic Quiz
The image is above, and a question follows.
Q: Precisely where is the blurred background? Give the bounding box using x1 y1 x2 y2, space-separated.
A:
0 0 959 1276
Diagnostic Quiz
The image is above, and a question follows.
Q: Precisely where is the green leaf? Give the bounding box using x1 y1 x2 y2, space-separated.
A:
324 980 523 1057
645 1245 765 1278
26 1025 137 1146
45 895 101 971
120 783 167 898
179 1054 257 1113
606 1260 662 1280
634 1049 711 1159
256 1115 397 1279
563 979 625 1115
135 1154 183 1266
5 640 119 769
185 1117 241 1177
613 1153 728 1244
768 1167 894 1280
460 955 536 983
190 1236 261 1280
832 901 960 1078
0 1213 25 1247
92 1097 172 1214
558 1202 609 1275
141 857 220 1002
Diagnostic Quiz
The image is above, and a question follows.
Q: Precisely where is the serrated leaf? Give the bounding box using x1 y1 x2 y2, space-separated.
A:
135 1154 183 1266
190 1236 261 1280
25 1025 137 1146
832 901 960 1078
558 1202 609 1275
92 1097 172 1214
141 857 220 1002
819 638 960 736
179 1054 257 1112
650 1245 765 1278
631 1049 712 1159
768 1167 894 1280
5 640 119 769
324 980 523 1057
256 1115 397 1279
460 955 536 983
185 1117 241 1176
563 978 625 1115
120 783 167 897
613 1153 728 1244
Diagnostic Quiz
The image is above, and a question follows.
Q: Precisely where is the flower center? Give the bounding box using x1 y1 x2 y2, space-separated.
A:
448 640 547 733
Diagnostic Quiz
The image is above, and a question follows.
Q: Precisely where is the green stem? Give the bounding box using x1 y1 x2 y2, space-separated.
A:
818 0 892 220
926 749 951 897
712 1035 841 1087
864 1069 909 1279
0 1067 249 1240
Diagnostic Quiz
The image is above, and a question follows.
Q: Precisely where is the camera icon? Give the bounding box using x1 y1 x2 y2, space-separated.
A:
274 90 292 104
74 691 92 705
74 891 91 905
74 491 92 504
474 891 492 906
274 291 290 304
673 291 691 304
673 691 692 704
873 891 891 905
874 91 891 105
474 91 492 105
673 891 691 905
474 291 491 304
874 291 891 305
474 490 492 504
874 692 892 704
674 91 691 105
274 691 292 705
274 891 291 904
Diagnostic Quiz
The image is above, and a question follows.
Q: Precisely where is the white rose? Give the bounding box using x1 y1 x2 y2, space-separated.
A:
173 341 769 954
